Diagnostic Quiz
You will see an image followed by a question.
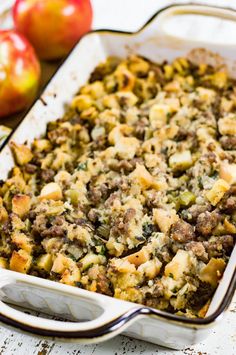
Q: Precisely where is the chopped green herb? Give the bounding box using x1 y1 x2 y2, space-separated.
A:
198 176 203 188
99 245 106 255
68 254 77 262
77 161 88 171
210 170 218 179
142 222 154 238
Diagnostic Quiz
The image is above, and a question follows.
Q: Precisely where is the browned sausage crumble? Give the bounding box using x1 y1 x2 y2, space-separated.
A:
0 51 235 318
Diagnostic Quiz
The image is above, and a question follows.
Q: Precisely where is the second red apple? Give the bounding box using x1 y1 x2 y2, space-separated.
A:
13 0 93 60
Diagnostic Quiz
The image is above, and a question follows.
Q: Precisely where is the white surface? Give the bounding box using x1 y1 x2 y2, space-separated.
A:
0 0 235 354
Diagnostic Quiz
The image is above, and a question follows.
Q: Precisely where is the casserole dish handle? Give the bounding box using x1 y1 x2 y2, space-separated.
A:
0 269 150 342
155 4 236 45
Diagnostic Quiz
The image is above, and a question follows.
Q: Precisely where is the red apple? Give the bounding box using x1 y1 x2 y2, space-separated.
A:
13 0 93 60
0 30 41 118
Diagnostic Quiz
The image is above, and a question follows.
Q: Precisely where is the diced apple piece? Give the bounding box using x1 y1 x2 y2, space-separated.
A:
80 253 106 271
0 257 8 269
126 248 149 267
165 250 191 280
220 163 236 185
206 179 230 206
149 104 170 129
153 208 179 233
10 249 32 273
129 164 154 190
199 258 226 287
12 194 31 218
169 150 193 171
39 182 62 201
218 116 236 135
36 254 53 272
10 141 33 165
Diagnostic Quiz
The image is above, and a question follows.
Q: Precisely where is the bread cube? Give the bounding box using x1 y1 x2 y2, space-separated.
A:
128 55 150 76
0 257 8 269
138 258 162 279
102 94 119 109
0 197 8 223
129 164 154 190
115 65 135 91
206 179 230 206
51 253 73 274
39 182 62 201
199 258 226 287
110 258 136 274
212 71 227 88
36 254 53 272
80 81 105 99
153 208 179 233
164 250 191 280
10 249 32 273
169 150 193 171
218 116 236 135
12 194 31 218
126 248 149 267
149 104 170 129
60 267 81 286
116 92 138 107
108 124 133 145
115 137 139 160
220 163 236 185
71 94 94 111
54 171 72 185
32 139 52 153
223 218 236 234
10 141 33 166
11 232 33 253
164 64 174 79
196 87 216 104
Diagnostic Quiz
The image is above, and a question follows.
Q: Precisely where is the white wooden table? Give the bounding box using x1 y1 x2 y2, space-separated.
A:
0 0 235 353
